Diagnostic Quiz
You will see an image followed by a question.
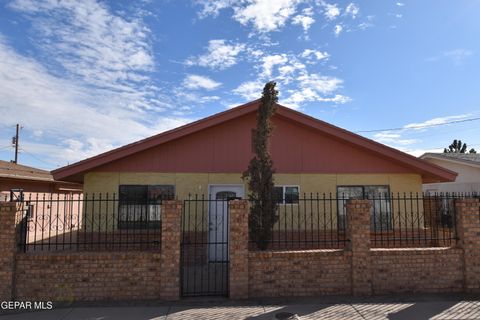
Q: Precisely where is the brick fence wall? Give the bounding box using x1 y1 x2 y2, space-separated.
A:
0 202 17 301
249 249 351 297
0 198 479 302
0 201 180 302
371 248 464 294
15 252 162 301
235 199 480 298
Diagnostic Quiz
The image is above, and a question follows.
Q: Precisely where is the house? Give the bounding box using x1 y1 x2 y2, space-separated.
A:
51 100 456 235
420 153 480 194
52 100 456 195
1 160 83 248
0 160 82 201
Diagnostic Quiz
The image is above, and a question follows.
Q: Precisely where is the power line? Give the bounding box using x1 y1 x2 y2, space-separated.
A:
402 143 480 153
355 117 480 133
18 148 53 167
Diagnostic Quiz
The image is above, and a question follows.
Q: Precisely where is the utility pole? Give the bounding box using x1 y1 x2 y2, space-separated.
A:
12 124 19 164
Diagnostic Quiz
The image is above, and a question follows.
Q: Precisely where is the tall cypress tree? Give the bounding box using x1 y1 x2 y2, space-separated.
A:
242 81 278 250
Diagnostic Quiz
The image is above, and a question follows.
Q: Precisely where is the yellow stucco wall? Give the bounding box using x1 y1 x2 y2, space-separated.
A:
82 172 422 231
84 172 422 196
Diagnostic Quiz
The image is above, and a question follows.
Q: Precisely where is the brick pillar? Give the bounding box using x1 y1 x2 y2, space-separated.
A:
0 202 18 301
229 200 249 299
346 199 372 296
455 198 480 293
160 200 182 301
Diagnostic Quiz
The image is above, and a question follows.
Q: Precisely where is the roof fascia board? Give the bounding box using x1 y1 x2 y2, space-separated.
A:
421 154 480 169
52 100 260 179
275 108 457 181
53 101 457 182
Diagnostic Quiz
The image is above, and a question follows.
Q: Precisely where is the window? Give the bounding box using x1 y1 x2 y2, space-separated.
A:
274 186 300 204
337 185 391 231
25 202 34 221
215 191 237 200
118 185 174 229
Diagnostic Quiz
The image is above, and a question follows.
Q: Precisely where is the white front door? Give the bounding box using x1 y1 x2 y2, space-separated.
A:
208 185 244 262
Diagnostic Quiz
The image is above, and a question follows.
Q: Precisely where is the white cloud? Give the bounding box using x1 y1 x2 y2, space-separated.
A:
373 132 420 146
323 3 340 20
282 73 349 109
185 39 245 70
0 29 191 168
334 24 343 37
256 53 307 84
233 81 264 100
444 49 474 64
196 0 369 36
9 0 157 112
183 74 221 90
233 0 302 33
427 49 473 66
318 94 351 104
369 114 474 152
261 54 289 77
196 0 235 18
226 102 244 109
403 115 469 130
396 2 405 6
358 22 373 30
292 7 315 32
406 148 444 157
301 49 330 62
248 49 265 57
297 73 343 94
278 61 306 83
345 3 359 19
282 88 317 109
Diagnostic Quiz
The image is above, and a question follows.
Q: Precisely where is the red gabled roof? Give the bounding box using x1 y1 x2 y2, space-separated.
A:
52 100 457 183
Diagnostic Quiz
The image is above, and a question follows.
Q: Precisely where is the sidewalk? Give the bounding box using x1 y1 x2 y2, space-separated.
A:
1 294 479 320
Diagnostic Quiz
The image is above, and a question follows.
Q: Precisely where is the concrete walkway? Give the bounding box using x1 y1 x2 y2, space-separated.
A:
1 295 479 320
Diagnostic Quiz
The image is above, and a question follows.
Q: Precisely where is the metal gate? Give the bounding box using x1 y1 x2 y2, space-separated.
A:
180 196 230 297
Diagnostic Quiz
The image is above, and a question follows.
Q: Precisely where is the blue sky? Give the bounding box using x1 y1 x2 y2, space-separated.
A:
0 0 479 170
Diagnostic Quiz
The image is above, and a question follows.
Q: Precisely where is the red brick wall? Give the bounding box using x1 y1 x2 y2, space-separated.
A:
0 203 17 300
371 248 464 294
159 200 182 301
1 199 478 301
229 200 249 299
15 252 161 301
248 250 351 297
455 198 480 292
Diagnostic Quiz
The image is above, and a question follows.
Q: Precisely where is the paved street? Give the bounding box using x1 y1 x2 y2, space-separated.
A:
1 295 480 320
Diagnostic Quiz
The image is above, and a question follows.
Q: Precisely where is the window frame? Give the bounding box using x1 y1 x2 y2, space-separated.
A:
336 185 391 199
118 184 175 229
336 185 392 231
274 185 300 205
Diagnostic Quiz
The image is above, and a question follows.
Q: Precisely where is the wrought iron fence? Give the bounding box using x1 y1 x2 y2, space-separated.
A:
181 195 232 297
368 192 476 248
11 191 479 253
247 193 477 250
15 193 170 252
249 194 348 250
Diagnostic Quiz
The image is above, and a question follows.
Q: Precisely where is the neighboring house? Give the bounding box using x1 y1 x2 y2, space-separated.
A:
0 160 83 247
0 160 82 200
420 153 480 194
51 100 456 233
